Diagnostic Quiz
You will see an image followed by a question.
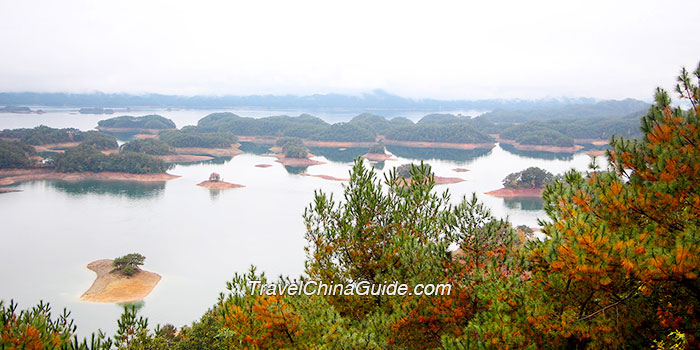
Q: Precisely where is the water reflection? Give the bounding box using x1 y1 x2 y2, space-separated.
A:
503 196 544 211
284 166 308 174
307 147 367 163
50 180 165 199
238 142 273 155
386 145 492 162
499 143 574 161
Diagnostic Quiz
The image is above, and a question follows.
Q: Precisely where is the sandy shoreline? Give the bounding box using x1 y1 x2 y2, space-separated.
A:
485 187 543 198
0 168 179 186
81 259 161 303
255 164 273 168
197 180 245 189
453 168 469 172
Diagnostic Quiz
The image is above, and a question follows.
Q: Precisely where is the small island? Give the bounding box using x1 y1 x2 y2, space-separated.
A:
485 167 555 197
271 137 324 167
96 114 176 134
392 163 465 185
197 172 244 189
81 254 160 303
362 142 396 162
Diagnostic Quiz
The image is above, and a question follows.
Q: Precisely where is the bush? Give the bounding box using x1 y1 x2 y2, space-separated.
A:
53 144 169 173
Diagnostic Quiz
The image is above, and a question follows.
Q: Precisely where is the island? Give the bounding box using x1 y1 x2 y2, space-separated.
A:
485 167 555 198
81 254 160 303
0 137 179 186
96 114 176 134
197 172 244 189
271 137 324 167
391 163 465 185
362 142 396 162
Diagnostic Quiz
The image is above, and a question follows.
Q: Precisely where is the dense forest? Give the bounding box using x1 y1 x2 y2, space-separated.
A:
0 126 117 147
53 144 169 174
120 139 173 155
1 65 699 349
158 130 237 148
0 140 37 168
97 115 176 130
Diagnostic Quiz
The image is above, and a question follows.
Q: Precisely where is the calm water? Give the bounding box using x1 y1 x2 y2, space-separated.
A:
0 109 598 336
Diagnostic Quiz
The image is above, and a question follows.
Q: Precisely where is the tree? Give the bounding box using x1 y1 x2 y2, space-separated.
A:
502 166 554 189
113 253 146 276
521 63 700 348
367 142 386 154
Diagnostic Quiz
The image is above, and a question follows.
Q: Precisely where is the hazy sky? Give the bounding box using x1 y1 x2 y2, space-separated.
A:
1 0 699 100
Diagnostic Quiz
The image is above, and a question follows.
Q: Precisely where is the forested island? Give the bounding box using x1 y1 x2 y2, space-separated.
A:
0 126 177 186
486 167 556 197
97 114 176 134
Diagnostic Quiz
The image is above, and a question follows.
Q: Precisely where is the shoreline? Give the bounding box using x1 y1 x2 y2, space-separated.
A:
172 144 243 157
485 187 543 198
362 153 396 162
0 168 179 186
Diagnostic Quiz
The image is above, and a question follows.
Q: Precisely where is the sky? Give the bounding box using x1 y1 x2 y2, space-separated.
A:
1 0 699 101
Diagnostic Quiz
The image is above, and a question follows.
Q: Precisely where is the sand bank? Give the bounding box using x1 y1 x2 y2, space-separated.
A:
453 168 469 172
255 164 273 168
80 259 161 303
197 180 245 189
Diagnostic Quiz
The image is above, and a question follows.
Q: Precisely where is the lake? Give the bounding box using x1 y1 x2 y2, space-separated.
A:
0 108 598 336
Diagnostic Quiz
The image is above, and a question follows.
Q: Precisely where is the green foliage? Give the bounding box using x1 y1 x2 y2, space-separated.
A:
112 253 146 277
394 162 431 178
275 136 303 148
0 125 83 145
0 139 36 168
159 130 236 148
500 124 575 147
53 144 169 174
97 115 176 130
367 142 385 154
385 123 493 143
121 139 173 155
502 166 555 189
80 131 119 150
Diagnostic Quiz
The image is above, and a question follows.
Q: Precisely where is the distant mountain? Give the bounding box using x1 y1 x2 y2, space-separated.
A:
481 99 650 123
0 90 642 112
